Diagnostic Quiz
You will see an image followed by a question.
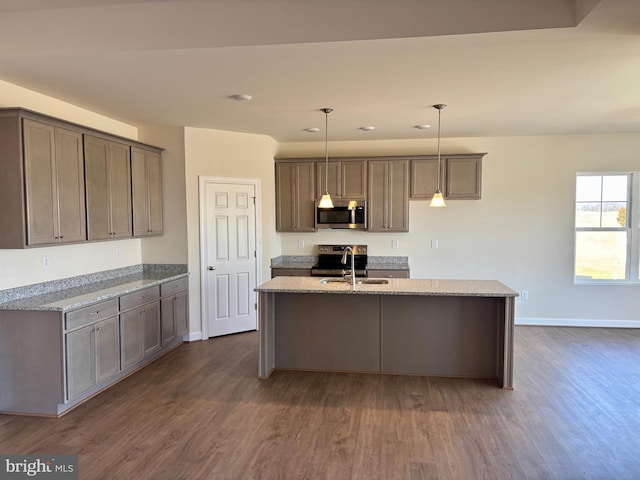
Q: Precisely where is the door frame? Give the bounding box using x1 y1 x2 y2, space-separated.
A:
198 176 262 339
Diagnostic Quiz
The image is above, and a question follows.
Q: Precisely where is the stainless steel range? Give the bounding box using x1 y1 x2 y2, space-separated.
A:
311 244 368 277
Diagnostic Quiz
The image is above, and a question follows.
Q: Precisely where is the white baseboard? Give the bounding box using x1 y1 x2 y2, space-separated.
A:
184 331 204 342
516 317 640 328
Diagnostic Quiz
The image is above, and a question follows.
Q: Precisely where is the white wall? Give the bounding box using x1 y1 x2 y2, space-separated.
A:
184 127 279 339
0 80 144 290
277 133 640 325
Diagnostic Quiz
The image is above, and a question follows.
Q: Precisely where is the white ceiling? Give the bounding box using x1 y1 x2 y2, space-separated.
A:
0 0 638 142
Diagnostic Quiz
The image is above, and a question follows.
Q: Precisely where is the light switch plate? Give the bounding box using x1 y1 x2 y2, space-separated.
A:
431 240 439 249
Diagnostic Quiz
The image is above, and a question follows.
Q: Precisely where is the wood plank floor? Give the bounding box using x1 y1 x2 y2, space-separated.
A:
1 326 639 479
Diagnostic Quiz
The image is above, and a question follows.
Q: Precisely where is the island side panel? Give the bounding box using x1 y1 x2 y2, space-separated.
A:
274 293 381 373
258 291 275 378
500 296 515 389
381 296 499 379
0 310 64 416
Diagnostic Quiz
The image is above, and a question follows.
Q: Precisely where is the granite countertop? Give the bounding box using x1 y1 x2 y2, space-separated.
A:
0 264 188 312
255 277 518 297
270 255 409 271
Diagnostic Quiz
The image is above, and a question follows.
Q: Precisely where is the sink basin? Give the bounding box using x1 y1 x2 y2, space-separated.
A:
356 279 389 285
319 278 389 285
319 278 349 284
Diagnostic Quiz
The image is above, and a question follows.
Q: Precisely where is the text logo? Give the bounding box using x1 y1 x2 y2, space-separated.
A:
0 455 77 480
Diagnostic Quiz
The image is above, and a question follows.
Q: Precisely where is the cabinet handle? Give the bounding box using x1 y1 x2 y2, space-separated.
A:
95 327 101 332
90 311 100 315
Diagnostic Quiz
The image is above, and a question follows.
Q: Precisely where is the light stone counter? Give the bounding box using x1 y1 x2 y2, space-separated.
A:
256 276 518 297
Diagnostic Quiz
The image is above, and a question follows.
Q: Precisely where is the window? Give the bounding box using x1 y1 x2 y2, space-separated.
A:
575 173 639 283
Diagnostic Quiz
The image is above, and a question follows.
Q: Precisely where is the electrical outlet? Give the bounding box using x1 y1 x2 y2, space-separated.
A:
297 240 304 249
431 239 439 249
392 239 399 249
42 256 50 270
115 247 121 258
521 290 529 300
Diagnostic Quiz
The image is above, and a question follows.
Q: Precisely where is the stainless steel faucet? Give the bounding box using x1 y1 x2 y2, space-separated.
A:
341 246 356 290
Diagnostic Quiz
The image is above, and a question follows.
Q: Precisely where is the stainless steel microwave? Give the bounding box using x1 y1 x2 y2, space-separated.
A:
315 199 366 230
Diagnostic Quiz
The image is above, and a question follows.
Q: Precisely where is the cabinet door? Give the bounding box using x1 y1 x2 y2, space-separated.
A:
444 156 482 199
120 308 144 369
367 160 388 232
367 160 408 232
143 301 161 357
95 317 120 384
410 158 439 199
161 296 176 346
85 136 132 240
175 291 189 337
341 161 367 199
66 324 95 400
276 162 316 232
85 136 112 240
55 127 86 243
316 161 340 199
131 147 163 237
108 141 133 238
23 119 58 245
387 160 409 231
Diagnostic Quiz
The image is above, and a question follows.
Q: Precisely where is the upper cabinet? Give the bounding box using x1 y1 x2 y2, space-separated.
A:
85 135 133 240
410 153 485 200
23 119 86 245
131 147 163 237
0 108 164 249
368 159 409 232
316 160 367 199
275 162 316 232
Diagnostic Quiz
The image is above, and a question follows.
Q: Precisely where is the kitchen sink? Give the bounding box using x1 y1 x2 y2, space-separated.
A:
319 278 389 285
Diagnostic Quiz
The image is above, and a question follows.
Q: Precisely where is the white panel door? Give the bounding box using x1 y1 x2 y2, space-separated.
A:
205 182 257 337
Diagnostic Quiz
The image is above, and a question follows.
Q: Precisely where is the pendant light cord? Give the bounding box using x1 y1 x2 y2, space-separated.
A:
436 107 441 192
325 109 329 195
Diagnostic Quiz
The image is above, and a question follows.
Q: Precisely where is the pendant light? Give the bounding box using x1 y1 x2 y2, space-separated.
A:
318 107 334 209
430 103 447 207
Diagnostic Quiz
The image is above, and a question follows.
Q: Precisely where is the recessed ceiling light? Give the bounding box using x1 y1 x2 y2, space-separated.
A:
359 126 376 131
414 124 432 130
304 127 320 133
229 94 252 101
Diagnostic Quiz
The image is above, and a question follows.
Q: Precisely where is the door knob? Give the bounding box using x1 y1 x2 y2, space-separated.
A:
208 266 216 271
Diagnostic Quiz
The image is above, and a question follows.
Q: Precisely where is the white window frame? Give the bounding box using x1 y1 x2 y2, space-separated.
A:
574 171 640 285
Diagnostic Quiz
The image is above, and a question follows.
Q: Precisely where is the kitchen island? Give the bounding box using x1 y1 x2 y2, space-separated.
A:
255 277 518 389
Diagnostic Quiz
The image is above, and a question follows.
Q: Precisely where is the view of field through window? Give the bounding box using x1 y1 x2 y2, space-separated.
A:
575 175 628 280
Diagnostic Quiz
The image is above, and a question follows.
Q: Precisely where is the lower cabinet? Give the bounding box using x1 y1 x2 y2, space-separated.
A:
1 276 190 417
161 279 189 347
120 287 161 369
66 316 120 400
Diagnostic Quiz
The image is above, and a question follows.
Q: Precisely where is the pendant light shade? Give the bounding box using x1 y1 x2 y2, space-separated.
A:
318 108 334 209
430 103 447 208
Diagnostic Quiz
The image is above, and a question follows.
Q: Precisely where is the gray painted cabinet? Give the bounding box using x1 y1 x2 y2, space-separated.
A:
367 159 409 232
131 146 163 237
66 316 120 400
0 277 188 416
275 162 316 232
410 153 485 200
160 277 189 347
119 286 161 369
0 108 165 248
85 135 133 241
23 119 86 245
316 160 367 199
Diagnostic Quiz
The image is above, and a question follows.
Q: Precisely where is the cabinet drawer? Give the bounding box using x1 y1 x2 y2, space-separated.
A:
65 299 118 331
160 277 188 296
119 286 160 311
